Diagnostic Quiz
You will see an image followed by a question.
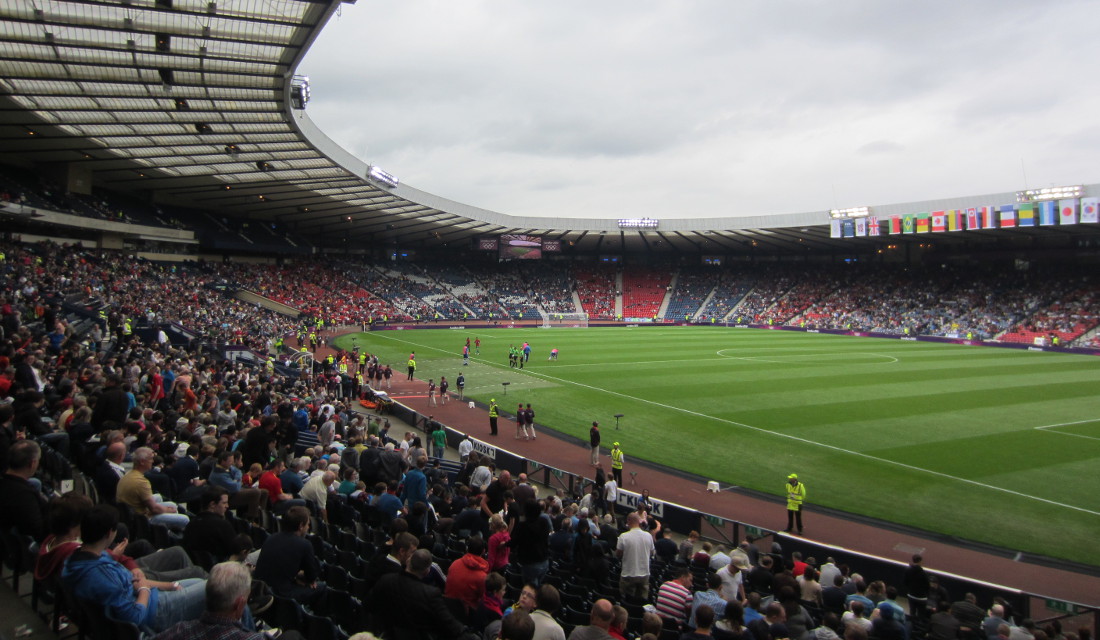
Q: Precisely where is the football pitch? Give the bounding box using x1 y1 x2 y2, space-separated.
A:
332 326 1100 566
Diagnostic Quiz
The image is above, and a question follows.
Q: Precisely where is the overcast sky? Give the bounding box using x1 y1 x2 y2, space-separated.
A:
301 1 1100 220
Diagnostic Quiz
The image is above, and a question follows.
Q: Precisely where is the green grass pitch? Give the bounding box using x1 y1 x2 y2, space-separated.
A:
333 326 1100 566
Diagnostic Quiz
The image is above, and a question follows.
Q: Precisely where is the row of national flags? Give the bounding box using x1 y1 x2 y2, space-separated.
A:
830 197 1099 237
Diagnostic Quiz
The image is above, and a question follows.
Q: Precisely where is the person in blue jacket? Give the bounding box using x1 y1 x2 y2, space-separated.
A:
62 504 209 633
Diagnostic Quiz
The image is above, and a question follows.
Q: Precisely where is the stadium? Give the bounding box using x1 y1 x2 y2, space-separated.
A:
1 1 1099 638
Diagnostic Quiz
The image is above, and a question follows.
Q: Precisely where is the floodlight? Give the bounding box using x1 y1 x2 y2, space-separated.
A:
367 165 400 188
1015 185 1083 202
618 218 659 228
290 75 311 110
828 207 870 219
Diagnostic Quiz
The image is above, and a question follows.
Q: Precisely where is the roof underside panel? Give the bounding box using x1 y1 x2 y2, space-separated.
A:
2 0 1093 254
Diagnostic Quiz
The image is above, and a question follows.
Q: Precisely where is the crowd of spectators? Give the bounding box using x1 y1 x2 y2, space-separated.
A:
519 263 578 315
0 236 1098 640
697 270 755 323
621 268 672 319
667 268 719 321
575 266 617 320
0 167 189 230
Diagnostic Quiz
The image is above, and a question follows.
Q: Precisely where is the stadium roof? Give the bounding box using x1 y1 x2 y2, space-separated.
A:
1 0 1097 255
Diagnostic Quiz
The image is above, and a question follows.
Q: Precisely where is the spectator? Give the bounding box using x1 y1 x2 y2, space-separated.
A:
252 505 326 607
367 548 470 639
872 602 909 640
38 493 205 586
363 531 418 592
502 609 537 640
181 486 252 563
510 500 551 587
487 513 511 571
62 504 206 633
531 584 566 640
615 512 655 601
683 605 717 640
691 573 728 628
152 561 272 639
904 554 931 618
300 470 335 523
0 439 46 540
655 566 694 627
206 450 267 521
568 598 616 640
714 601 753 640
257 458 305 515
445 536 490 613
953 593 987 640
117 446 189 531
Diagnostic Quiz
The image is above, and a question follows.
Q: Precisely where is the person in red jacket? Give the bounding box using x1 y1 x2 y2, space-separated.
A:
444 536 489 613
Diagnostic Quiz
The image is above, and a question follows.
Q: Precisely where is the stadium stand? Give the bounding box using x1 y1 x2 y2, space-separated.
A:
575 265 617 320
2 236 1100 640
620 267 673 320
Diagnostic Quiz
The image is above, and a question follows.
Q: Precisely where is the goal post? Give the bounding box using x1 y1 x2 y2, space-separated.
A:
541 312 589 328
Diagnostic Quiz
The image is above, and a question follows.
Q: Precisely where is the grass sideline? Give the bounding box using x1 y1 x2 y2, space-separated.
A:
333 326 1100 566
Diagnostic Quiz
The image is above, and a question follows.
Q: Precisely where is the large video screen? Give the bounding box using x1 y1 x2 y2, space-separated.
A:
499 234 543 260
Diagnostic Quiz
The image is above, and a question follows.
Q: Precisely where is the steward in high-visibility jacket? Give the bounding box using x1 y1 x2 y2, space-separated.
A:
488 399 499 436
610 443 625 486
784 473 806 534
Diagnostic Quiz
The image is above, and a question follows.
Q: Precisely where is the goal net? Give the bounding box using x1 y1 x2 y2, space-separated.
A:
541 312 589 328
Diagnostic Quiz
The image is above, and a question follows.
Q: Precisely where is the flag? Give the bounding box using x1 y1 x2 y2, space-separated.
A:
854 217 867 237
999 204 1016 228
931 212 946 232
1059 198 1079 225
1017 203 1035 227
868 216 881 236
915 214 930 233
1038 200 1057 226
946 210 960 232
1082 197 1100 223
830 219 841 238
890 215 902 234
841 219 855 238
902 214 915 234
966 207 980 230
981 206 996 229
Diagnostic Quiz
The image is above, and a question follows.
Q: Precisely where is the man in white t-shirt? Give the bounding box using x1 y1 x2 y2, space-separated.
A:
604 478 619 509
458 435 473 462
717 555 747 602
615 512 655 600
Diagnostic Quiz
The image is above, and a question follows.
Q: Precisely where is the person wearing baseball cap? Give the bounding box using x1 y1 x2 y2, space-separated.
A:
784 473 806 535
488 399 499 436
610 442 625 486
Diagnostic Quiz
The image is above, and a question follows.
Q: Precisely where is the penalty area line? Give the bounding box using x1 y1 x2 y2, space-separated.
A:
1034 419 1100 442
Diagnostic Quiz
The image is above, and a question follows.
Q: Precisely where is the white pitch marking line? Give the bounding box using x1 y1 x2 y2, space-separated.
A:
1035 419 1100 442
716 349 899 364
368 332 1100 516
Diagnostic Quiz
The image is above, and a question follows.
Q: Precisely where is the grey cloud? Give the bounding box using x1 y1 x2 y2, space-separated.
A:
857 140 903 154
299 0 1100 219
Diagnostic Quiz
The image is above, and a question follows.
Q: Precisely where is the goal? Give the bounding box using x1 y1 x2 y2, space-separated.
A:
541 312 589 328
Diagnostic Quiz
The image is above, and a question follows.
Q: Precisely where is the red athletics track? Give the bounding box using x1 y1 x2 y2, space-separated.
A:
311 328 1100 609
